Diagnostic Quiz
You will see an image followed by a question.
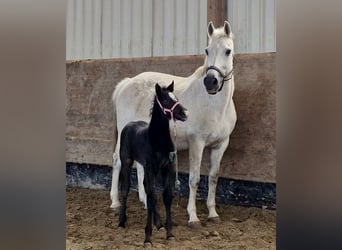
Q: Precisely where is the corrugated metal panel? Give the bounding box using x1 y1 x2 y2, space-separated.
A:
66 0 276 59
66 0 207 60
227 0 276 53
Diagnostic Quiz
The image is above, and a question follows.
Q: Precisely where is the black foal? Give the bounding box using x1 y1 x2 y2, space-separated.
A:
118 81 188 247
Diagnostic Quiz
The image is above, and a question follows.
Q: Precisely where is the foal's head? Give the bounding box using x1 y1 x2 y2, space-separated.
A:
155 81 188 122
204 21 234 95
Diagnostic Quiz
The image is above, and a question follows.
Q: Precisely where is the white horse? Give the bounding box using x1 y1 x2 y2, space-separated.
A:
110 21 237 227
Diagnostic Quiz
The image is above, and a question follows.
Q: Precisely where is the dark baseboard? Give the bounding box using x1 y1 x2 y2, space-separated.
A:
66 162 276 209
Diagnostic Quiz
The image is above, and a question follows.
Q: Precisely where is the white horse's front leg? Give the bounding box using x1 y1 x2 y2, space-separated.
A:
187 138 205 227
110 151 121 210
136 162 147 209
207 138 230 222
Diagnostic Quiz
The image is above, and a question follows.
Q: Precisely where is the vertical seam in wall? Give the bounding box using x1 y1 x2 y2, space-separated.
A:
273 1 276 51
100 1 103 58
110 0 113 58
82 1 85 58
185 0 188 55
197 0 200 53
261 0 264 53
151 0 155 57
129 0 133 57
173 0 176 55
247 0 250 53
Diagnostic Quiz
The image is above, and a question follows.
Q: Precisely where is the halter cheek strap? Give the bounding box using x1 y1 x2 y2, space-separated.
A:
156 97 180 122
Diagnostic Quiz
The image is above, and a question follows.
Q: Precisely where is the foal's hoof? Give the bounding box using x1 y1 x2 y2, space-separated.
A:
144 242 152 249
157 226 165 232
207 216 221 224
167 235 175 240
188 221 202 229
117 223 125 229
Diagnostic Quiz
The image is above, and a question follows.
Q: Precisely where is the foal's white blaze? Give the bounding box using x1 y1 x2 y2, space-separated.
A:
110 21 237 224
168 92 177 102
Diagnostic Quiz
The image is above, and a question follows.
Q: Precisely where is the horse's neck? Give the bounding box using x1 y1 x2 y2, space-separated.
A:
148 101 174 152
186 66 235 114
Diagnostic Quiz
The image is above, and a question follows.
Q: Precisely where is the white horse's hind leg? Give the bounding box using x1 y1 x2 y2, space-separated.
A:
110 151 121 210
207 138 230 221
187 139 205 227
136 162 147 209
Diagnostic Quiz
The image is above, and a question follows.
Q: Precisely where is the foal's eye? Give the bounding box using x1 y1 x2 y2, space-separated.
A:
205 48 208 55
225 49 231 56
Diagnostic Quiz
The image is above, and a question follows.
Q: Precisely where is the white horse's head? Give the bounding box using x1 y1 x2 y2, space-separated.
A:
204 21 234 95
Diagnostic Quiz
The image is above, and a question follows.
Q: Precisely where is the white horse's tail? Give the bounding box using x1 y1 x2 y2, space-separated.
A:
111 77 129 153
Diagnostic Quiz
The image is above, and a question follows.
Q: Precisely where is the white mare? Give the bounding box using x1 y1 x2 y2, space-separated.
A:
110 21 237 226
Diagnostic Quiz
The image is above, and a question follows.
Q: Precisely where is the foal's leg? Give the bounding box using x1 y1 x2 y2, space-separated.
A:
187 138 205 227
143 171 157 246
118 157 133 228
207 138 230 222
110 145 121 210
162 165 175 239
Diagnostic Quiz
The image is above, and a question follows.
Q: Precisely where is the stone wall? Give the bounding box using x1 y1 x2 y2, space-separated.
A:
66 53 275 183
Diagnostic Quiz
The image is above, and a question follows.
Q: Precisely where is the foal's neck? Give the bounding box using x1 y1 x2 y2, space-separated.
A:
148 98 174 153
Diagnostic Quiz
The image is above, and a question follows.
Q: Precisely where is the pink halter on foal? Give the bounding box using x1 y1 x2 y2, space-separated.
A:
156 97 180 122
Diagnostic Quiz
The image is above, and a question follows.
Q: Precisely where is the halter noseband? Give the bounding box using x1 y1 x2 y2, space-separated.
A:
206 66 234 92
156 97 180 122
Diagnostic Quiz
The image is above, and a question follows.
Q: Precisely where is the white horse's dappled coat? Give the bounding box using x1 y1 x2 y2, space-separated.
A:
110 21 237 225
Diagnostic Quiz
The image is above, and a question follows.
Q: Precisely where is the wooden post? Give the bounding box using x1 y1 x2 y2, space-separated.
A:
207 0 227 27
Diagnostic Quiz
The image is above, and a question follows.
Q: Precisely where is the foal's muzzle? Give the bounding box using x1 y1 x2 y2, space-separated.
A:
176 107 188 122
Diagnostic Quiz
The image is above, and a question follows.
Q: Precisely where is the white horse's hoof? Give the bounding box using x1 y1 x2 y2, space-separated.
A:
110 202 121 211
207 216 221 224
187 221 202 229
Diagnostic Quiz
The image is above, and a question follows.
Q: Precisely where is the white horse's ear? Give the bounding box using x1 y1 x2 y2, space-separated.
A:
155 83 162 96
167 81 174 92
224 21 232 37
207 21 215 38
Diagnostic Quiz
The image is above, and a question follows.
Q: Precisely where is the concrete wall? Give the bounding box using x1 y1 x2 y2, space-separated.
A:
66 53 275 183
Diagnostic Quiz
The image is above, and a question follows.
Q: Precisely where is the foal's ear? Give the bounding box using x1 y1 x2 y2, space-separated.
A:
207 21 215 38
167 81 174 92
224 20 232 37
155 83 162 96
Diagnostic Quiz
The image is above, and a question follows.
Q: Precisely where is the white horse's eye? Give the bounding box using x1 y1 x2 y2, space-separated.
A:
225 49 231 56
205 48 208 55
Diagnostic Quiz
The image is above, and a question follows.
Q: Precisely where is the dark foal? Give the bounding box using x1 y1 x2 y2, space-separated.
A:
118 81 188 247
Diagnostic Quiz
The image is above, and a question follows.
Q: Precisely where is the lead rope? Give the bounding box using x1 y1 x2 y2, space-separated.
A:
172 122 181 208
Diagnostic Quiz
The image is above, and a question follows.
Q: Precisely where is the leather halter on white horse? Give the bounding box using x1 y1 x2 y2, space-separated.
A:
110 20 237 226
206 65 234 93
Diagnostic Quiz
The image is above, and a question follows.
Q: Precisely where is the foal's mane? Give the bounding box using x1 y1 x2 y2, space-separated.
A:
149 95 157 118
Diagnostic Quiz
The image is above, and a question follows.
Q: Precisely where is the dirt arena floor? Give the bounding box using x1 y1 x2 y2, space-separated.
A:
66 187 276 249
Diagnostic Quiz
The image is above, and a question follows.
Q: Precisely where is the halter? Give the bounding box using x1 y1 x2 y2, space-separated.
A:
206 65 234 92
156 97 180 122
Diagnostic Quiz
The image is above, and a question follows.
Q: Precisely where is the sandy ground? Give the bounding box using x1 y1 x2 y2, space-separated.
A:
66 187 276 250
